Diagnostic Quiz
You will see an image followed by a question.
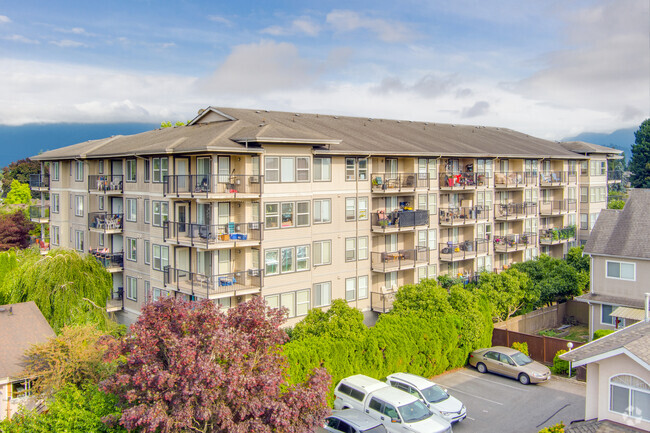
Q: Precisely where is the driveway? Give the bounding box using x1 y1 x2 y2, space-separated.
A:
432 367 586 433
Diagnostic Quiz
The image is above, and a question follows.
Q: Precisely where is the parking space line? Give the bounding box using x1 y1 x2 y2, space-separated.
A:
440 386 504 406
456 371 531 392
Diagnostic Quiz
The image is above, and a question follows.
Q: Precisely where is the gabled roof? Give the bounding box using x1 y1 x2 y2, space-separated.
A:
584 189 650 259
0 301 55 379
560 140 624 156
32 106 617 161
559 319 650 368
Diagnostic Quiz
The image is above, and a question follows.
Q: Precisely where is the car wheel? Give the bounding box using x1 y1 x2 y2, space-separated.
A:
518 373 530 385
476 362 487 374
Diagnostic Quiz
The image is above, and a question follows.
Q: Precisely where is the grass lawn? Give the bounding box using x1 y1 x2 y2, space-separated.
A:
538 324 589 342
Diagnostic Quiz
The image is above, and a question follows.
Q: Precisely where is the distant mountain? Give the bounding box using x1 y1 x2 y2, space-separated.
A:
0 123 159 168
563 127 636 162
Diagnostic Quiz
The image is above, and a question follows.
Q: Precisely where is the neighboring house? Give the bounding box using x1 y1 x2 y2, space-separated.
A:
576 189 650 337
29 107 620 326
0 301 56 420
560 319 650 432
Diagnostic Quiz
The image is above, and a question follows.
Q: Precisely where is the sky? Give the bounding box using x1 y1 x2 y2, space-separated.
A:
0 0 648 141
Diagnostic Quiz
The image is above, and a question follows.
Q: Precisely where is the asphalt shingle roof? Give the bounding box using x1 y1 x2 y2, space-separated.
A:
565 418 648 433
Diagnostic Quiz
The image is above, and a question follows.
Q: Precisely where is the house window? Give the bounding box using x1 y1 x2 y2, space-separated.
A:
126 159 137 182
358 159 368 180
313 157 331 181
281 292 295 318
265 294 279 309
98 233 105 247
152 201 169 227
144 159 150 182
428 229 437 250
153 287 170 301
385 271 397 290
346 158 356 181
590 212 599 230
52 193 60 213
75 195 84 216
152 244 169 271
609 374 650 421
280 157 295 182
296 201 310 226
314 281 331 307
313 240 331 266
152 157 169 183
606 261 635 281
345 277 356 301
144 199 150 224
358 275 369 299
11 379 32 399
265 203 279 229
601 304 614 325
296 289 310 316
296 245 310 271
281 203 294 228
345 238 356 262
265 249 279 276
265 157 279 182
580 213 588 230
74 230 84 252
281 247 294 273
75 161 84 181
296 157 310 182
580 187 589 203
98 160 104 174
358 236 368 260
126 238 137 261
126 276 137 301
345 198 356 221
51 226 60 245
52 161 60 181
98 195 104 211
126 198 137 222
314 199 331 223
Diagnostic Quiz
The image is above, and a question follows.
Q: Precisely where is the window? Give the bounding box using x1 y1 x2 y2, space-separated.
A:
601 304 614 325
75 230 84 252
590 160 606 176
590 212 599 230
314 199 331 223
267 289 309 318
281 247 294 273
265 249 279 276
296 245 310 271
126 159 137 182
52 193 59 213
144 240 150 264
345 238 356 262
580 187 588 203
580 213 588 230
314 281 331 307
280 157 295 182
346 158 356 181
385 271 397 290
98 195 104 211
126 238 137 261
152 245 169 271
313 240 331 266
51 226 60 245
75 195 84 216
609 374 650 421
98 233 104 247
144 159 150 182
345 157 368 180
313 157 331 181
126 198 137 222
345 198 356 221
265 294 279 309
428 229 437 250
98 160 104 174
11 379 32 399
75 160 84 181
345 277 356 301
265 157 279 182
358 275 369 299
580 161 588 175
296 201 310 226
358 236 368 260
152 201 169 227
606 261 635 281
144 281 151 303
296 289 310 316
152 157 168 183
281 202 295 228
265 204 279 229
281 292 295 317
52 161 60 181
144 199 150 224
296 157 309 182
126 276 137 301
358 158 368 180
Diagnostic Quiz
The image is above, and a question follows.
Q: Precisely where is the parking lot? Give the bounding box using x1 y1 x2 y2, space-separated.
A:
433 367 586 433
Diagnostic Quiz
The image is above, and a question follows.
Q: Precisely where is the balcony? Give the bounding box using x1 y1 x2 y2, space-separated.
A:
29 205 49 223
163 221 262 249
371 210 429 233
88 175 124 194
494 172 537 188
494 202 537 220
439 172 488 190
370 290 396 313
88 212 123 234
371 173 426 193
106 287 123 313
538 199 577 216
439 239 490 262
164 174 262 199
493 233 538 253
90 249 124 273
539 171 577 187
371 247 428 273
539 226 576 245
439 205 490 226
35 237 50 255
164 267 262 299
29 174 50 191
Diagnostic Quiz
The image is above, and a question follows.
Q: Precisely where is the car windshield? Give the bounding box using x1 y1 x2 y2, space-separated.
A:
421 384 449 403
399 400 432 423
511 351 533 366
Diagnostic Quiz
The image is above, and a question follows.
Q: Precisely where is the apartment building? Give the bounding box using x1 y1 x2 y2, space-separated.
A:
29 107 621 325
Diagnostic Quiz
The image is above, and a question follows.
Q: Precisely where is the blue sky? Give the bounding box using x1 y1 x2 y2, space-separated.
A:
0 0 648 139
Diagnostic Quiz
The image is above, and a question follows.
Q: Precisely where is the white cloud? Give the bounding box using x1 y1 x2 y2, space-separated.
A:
3 34 39 44
208 15 232 26
261 17 320 37
371 74 458 98
50 39 86 48
462 101 490 118
326 10 415 43
0 15 10 24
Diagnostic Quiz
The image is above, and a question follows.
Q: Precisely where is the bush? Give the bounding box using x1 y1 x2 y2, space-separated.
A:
593 329 615 340
551 350 575 376
511 341 529 356
539 422 565 433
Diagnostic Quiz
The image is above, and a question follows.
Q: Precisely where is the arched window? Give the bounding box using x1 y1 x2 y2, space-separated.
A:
609 374 650 421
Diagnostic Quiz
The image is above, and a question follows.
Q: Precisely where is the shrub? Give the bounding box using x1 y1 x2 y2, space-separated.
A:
511 341 529 356
551 350 575 376
539 422 565 432
593 329 615 340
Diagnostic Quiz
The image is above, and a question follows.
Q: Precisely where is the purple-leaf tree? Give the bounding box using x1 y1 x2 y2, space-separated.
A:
101 296 330 433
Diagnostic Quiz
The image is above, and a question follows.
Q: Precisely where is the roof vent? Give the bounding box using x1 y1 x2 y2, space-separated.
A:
265 110 269 112
397 120 401 123
334 116 339 119
255 110 260 113
295 113 300 117
368 118 373 121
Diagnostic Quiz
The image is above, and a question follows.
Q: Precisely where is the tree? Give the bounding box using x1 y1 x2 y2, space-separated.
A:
629 118 650 188
607 199 625 209
1 158 41 198
5 179 32 204
291 298 367 341
0 210 32 250
1 250 115 333
101 296 330 433
566 246 590 274
474 269 536 321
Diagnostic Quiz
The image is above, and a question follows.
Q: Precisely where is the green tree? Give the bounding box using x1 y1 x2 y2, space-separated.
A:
629 118 650 188
607 199 625 209
511 255 587 306
1 158 41 198
566 246 590 274
5 179 32 204
291 298 367 341
474 269 536 321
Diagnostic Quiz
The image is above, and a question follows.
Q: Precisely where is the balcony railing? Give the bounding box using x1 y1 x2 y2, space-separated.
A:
538 199 577 215
494 202 537 220
88 175 124 194
29 174 50 190
107 287 123 312
88 212 123 233
439 239 490 261
539 171 577 186
439 205 490 225
370 173 425 192
371 210 429 232
164 174 262 197
370 291 396 313
539 226 576 245
163 221 262 248
164 267 262 299
493 233 538 253
29 205 50 222
494 172 538 188
371 247 428 273
439 172 489 189
90 249 124 271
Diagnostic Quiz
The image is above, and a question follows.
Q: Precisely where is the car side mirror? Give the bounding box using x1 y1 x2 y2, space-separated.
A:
391 418 402 424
